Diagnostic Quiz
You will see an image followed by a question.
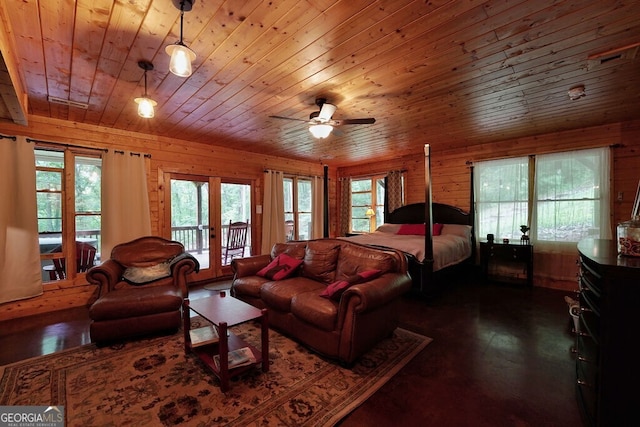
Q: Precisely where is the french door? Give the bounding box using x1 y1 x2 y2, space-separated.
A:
165 173 252 282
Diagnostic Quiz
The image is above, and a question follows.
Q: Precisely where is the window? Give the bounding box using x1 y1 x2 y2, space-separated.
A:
351 176 386 233
475 147 610 243
284 176 312 240
36 149 102 281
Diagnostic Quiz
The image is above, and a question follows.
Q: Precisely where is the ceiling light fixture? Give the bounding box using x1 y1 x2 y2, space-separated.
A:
309 123 333 139
134 60 157 118
165 0 196 77
568 85 586 100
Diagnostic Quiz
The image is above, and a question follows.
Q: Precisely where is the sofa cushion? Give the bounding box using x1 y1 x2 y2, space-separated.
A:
302 241 340 284
261 278 324 312
232 275 270 298
256 253 303 280
335 243 396 281
320 269 383 300
271 241 306 260
89 284 182 321
291 291 338 331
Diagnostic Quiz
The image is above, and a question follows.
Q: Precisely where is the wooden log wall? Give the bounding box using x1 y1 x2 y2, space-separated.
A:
1 115 638 319
0 115 333 321
338 120 640 291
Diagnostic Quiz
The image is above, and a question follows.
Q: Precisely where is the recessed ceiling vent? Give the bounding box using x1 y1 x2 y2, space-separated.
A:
588 43 639 70
47 96 89 109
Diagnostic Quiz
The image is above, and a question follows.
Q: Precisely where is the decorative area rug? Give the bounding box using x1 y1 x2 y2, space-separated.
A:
0 321 431 426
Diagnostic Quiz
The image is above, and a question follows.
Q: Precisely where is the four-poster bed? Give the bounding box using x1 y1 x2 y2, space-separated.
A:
343 145 475 295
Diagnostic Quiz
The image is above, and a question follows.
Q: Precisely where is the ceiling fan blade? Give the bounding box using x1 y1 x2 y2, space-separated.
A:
335 118 376 125
331 127 345 137
318 103 337 121
269 115 308 122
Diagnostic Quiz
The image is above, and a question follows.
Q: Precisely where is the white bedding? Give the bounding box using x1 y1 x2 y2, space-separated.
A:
342 224 472 272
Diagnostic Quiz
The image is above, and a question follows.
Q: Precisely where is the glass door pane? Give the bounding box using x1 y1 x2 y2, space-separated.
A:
220 182 252 267
171 178 211 275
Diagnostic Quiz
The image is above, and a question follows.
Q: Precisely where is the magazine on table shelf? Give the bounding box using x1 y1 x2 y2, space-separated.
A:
189 325 229 348
213 347 256 370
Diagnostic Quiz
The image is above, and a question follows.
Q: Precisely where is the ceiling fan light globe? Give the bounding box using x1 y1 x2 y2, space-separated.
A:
309 124 333 139
166 43 196 77
135 97 157 118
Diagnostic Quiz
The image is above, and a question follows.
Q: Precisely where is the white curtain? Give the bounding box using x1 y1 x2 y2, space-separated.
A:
311 176 324 239
0 136 43 303
101 151 152 258
532 147 611 281
261 170 285 254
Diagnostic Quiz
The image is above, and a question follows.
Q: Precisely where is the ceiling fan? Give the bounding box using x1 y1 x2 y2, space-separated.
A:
269 98 376 139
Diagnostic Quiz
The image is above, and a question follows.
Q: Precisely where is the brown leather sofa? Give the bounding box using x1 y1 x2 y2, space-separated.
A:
86 236 198 344
231 238 412 365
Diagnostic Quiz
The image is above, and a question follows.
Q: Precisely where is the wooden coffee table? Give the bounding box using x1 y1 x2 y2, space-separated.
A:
183 292 268 391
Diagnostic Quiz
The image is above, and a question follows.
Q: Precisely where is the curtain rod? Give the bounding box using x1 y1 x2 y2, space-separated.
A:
263 169 322 179
26 138 151 158
113 149 152 159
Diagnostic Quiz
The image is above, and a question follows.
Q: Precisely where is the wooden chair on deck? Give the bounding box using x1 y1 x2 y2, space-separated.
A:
44 241 97 280
223 220 249 264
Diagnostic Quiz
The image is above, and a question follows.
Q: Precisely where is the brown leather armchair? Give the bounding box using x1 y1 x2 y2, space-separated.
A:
86 236 199 344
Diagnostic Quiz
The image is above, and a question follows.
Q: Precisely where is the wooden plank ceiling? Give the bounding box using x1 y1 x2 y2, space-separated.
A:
0 0 639 166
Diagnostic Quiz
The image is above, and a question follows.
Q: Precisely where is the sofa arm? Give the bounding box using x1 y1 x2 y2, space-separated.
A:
86 259 125 297
170 253 199 296
231 254 271 278
341 273 412 313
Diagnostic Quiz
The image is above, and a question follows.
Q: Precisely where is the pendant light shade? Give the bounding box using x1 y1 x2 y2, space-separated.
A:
166 0 196 77
135 96 157 118
134 60 157 119
166 43 196 77
309 124 333 139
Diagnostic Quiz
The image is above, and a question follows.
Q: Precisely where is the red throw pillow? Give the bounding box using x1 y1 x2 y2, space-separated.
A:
397 223 425 235
320 269 382 300
256 253 302 280
396 223 443 236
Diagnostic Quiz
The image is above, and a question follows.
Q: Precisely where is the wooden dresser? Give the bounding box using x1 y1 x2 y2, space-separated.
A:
576 238 640 426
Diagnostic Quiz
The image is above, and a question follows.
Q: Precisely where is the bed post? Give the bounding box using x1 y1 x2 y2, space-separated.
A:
468 163 476 259
423 144 434 293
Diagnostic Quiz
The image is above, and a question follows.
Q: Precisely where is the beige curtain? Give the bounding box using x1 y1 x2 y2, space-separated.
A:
101 151 152 258
261 170 285 254
386 170 403 213
338 177 351 236
311 176 324 239
0 136 43 304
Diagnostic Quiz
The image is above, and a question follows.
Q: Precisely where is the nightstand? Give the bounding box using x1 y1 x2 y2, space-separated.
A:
480 241 533 286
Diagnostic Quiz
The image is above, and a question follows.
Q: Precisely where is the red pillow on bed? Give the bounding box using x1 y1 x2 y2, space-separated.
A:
396 223 443 236
320 269 382 300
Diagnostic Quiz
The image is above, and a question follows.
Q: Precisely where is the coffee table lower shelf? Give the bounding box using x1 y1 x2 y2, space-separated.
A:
189 334 264 384
183 293 269 392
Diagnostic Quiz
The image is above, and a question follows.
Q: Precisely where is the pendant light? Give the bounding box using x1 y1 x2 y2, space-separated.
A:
134 60 157 119
165 0 196 77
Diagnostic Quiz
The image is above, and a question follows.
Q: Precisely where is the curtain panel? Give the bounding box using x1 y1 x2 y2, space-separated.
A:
0 136 43 304
311 176 324 239
338 177 351 236
261 170 285 254
386 170 403 213
101 151 152 258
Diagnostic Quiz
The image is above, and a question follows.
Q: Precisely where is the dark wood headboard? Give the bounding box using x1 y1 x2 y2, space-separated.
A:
385 202 472 226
